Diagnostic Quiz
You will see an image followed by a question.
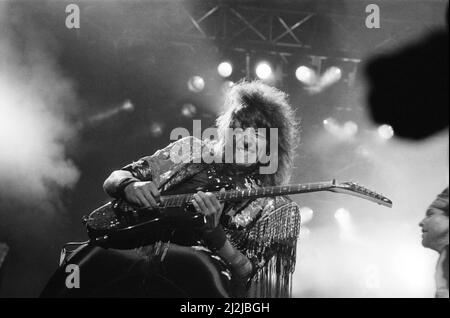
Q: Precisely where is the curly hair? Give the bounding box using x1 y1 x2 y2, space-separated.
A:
216 80 299 185
437 187 449 216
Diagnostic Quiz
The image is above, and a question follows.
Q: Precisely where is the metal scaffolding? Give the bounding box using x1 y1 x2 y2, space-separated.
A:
85 0 446 61
75 0 446 83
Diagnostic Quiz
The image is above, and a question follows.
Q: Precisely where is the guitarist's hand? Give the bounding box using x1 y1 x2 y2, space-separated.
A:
192 190 225 231
123 181 160 209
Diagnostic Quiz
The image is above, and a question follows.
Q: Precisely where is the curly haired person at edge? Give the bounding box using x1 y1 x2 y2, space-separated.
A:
419 188 449 298
103 80 301 297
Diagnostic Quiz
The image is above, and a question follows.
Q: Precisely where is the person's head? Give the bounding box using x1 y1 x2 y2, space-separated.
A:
419 188 449 252
215 80 299 185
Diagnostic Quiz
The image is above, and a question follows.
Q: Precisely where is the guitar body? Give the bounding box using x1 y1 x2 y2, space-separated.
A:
85 201 205 249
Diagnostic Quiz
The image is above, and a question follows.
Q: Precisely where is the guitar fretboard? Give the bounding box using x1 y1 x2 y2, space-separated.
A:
160 181 335 208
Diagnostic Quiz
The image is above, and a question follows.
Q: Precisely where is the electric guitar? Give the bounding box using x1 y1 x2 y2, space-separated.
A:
84 179 392 249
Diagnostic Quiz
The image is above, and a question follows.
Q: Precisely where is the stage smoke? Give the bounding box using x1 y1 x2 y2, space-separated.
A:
0 3 80 211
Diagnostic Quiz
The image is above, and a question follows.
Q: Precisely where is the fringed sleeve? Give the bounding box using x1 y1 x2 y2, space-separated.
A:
224 196 301 298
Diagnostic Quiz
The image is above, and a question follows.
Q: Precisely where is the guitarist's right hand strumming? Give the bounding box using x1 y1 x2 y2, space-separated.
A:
124 181 161 209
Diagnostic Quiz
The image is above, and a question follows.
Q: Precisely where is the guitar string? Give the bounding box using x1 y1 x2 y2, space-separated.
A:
132 181 389 212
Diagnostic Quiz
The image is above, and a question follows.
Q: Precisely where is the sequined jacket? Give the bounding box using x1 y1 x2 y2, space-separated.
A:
104 136 301 297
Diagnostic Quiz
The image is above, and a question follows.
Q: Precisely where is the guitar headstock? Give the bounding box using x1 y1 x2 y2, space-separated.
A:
330 180 393 208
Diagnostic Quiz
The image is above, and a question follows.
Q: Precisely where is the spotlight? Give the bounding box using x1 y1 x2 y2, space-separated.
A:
188 76 205 93
323 118 358 139
255 62 272 80
150 122 163 137
329 66 342 77
320 66 342 87
299 206 314 224
323 118 332 126
85 100 135 125
335 208 354 241
121 99 134 112
217 62 233 78
181 103 197 118
334 208 350 222
295 65 316 85
377 124 394 140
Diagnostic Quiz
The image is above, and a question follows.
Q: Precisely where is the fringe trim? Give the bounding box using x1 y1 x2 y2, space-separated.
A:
226 202 301 298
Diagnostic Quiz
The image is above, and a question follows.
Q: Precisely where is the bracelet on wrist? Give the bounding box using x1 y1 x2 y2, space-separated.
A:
202 225 227 250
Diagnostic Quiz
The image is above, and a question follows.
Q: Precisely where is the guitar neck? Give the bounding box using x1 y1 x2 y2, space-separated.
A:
160 181 335 208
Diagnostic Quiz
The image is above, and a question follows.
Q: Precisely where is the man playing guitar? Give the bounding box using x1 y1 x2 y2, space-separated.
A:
40 80 391 298
101 80 301 297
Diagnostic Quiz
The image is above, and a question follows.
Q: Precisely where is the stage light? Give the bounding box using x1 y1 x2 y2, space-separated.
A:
334 208 350 222
217 62 233 78
323 118 332 126
329 66 342 78
255 62 272 80
181 103 197 118
188 76 205 93
377 124 394 140
295 65 316 85
84 100 136 126
150 122 163 137
121 99 134 112
323 117 337 134
299 206 314 224
323 118 358 139
320 66 342 87
335 208 354 241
